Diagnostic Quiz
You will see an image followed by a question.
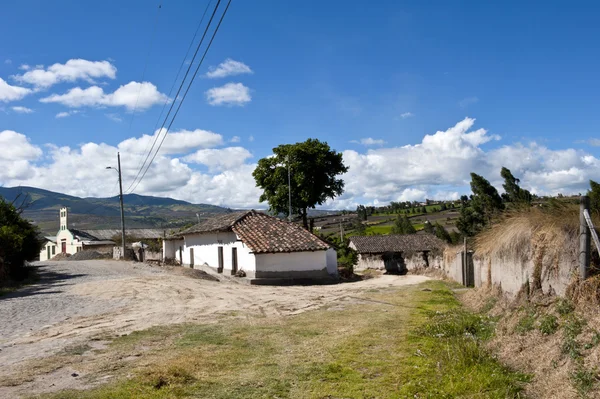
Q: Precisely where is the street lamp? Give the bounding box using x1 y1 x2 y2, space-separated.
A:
285 155 292 222
106 152 126 260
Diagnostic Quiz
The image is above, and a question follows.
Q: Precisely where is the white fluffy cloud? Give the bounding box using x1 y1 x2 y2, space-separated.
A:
55 110 79 118
40 81 168 110
0 130 42 180
206 59 253 79
0 130 42 161
13 59 116 88
351 138 386 146
0 78 32 102
184 147 252 171
400 112 414 119
11 106 34 114
205 82 251 106
2 119 599 210
118 128 223 155
339 118 599 205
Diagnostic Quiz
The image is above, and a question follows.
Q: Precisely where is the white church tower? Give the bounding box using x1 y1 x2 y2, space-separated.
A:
59 207 68 231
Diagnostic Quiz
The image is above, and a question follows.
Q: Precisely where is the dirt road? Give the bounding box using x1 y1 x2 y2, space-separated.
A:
0 260 429 396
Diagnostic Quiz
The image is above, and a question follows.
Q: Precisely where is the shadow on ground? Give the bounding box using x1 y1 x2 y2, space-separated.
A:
0 264 86 301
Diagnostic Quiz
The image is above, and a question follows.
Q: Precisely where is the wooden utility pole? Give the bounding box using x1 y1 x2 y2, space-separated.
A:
107 153 126 259
117 153 126 260
580 196 591 280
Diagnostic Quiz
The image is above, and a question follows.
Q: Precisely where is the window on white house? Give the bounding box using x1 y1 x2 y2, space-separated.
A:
52 246 55 255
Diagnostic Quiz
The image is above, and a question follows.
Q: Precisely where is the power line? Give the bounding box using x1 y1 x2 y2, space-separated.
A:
125 0 213 193
129 0 231 194
126 1 163 127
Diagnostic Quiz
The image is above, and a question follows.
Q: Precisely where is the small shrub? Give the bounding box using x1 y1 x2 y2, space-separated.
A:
570 367 598 395
419 310 495 340
564 316 586 339
556 298 574 316
562 337 581 360
562 316 586 359
515 312 536 335
539 315 559 335
584 331 600 350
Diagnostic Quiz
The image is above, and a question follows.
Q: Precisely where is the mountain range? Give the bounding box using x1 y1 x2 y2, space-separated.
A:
0 186 231 234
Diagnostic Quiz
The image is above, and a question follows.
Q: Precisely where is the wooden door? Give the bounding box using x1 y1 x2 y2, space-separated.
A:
61 242 66 253
47 246 51 260
189 248 194 268
231 247 238 275
217 246 224 273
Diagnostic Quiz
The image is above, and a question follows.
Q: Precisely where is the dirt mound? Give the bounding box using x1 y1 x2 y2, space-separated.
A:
51 253 71 260
67 251 110 261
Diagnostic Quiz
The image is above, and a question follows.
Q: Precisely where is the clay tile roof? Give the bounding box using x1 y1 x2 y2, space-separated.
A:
349 234 446 254
174 211 250 236
170 210 330 253
232 211 330 254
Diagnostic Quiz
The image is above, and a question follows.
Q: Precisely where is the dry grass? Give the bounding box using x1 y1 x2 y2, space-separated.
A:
475 206 582 262
459 286 600 399
28 281 528 399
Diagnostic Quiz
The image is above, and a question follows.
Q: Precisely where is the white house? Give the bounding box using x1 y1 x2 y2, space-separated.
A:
163 210 338 283
40 207 115 260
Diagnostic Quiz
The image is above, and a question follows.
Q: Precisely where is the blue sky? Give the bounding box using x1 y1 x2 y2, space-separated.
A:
1 0 599 208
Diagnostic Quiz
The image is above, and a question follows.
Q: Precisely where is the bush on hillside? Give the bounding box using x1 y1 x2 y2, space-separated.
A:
0 197 42 282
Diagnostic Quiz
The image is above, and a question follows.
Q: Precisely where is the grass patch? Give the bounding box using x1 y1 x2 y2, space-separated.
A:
36 281 528 399
556 298 575 316
570 367 599 396
539 314 559 335
515 310 536 335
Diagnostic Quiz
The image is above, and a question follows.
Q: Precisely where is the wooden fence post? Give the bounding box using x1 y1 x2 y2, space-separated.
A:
580 196 591 280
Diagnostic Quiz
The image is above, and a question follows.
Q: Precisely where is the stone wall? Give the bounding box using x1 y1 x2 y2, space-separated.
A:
443 246 577 297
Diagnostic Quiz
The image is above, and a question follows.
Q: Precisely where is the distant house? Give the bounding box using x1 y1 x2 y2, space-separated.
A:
348 234 447 273
39 207 165 260
163 210 338 283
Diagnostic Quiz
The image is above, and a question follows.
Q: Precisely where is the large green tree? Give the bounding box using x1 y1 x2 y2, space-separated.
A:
0 197 42 282
501 167 532 205
391 215 416 235
457 173 504 236
253 139 348 229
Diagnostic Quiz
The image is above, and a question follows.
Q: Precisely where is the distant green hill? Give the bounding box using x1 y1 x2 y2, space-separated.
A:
0 186 232 234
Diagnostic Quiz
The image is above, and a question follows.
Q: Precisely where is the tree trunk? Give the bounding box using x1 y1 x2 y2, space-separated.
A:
302 208 308 230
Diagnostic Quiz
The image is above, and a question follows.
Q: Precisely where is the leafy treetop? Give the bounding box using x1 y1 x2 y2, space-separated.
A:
253 139 348 229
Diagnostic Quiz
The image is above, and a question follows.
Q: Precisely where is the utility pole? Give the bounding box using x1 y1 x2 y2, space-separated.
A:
117 153 126 260
287 155 292 222
107 152 126 259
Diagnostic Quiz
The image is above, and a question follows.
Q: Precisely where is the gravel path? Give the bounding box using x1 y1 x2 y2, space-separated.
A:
0 261 164 365
0 260 430 397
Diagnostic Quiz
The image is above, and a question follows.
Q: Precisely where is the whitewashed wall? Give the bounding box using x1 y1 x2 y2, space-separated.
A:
40 241 57 261
254 250 330 278
56 230 83 255
182 232 256 274
326 248 338 275
163 239 184 262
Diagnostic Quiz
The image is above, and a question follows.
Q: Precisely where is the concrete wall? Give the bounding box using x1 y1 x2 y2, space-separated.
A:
443 247 577 297
40 241 57 261
254 250 330 278
163 239 184 263
181 232 256 275
326 248 338 275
